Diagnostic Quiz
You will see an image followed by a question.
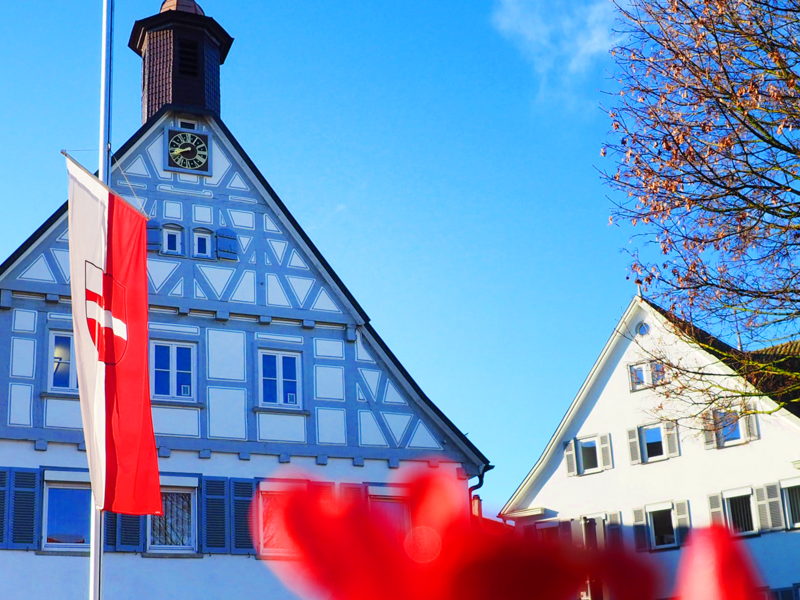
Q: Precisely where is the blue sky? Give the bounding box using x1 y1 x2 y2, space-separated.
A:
1 0 636 514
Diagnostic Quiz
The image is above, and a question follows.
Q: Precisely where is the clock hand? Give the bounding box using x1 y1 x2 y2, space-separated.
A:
171 147 191 155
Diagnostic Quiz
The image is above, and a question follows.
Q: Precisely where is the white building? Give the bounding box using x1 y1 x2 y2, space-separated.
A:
500 295 800 599
0 2 490 598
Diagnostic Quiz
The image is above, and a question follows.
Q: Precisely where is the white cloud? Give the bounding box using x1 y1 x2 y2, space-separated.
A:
492 0 616 83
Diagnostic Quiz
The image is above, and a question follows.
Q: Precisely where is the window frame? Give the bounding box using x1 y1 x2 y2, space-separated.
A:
784 484 800 529
48 330 79 394
646 503 678 550
147 486 198 554
628 360 668 392
713 409 747 447
256 480 309 558
577 435 602 475
192 229 213 259
580 512 608 550
149 340 197 402
161 225 183 256
368 485 411 543
640 423 668 463
257 349 303 410
723 490 758 536
42 481 92 551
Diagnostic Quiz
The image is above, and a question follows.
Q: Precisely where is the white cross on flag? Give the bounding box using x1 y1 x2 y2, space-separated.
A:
66 156 162 516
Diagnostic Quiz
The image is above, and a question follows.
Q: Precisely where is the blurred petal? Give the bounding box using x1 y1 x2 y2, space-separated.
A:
675 526 764 600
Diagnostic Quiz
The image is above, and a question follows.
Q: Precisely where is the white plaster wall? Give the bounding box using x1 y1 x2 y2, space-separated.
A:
512 303 800 593
0 441 466 600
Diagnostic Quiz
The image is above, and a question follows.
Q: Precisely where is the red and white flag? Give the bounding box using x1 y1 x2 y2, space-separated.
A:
66 156 162 515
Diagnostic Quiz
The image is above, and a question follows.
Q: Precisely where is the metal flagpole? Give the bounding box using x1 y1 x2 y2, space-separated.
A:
90 0 114 598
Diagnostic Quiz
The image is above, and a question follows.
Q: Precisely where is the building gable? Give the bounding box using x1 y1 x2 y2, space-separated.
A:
0 106 488 474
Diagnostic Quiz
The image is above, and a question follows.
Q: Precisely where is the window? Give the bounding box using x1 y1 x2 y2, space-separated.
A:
43 483 91 550
368 487 411 544
259 350 301 408
629 360 667 391
715 410 742 443
642 425 664 460
711 485 784 534
49 332 78 392
628 422 680 464
727 493 756 534
150 342 195 400
648 509 676 548
148 488 196 553
582 514 607 550
178 120 197 130
785 485 800 528
565 435 612 476
162 227 182 254
256 480 314 557
579 438 600 472
193 231 212 258
371 496 410 538
704 406 759 449
633 501 690 551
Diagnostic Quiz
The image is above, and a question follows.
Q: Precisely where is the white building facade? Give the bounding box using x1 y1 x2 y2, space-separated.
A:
0 2 490 598
500 296 800 599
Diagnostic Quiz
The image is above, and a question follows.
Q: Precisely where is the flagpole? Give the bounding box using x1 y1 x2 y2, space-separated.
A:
90 1 114 599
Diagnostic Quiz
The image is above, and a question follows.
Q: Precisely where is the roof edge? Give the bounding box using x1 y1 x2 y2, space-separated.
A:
499 296 643 517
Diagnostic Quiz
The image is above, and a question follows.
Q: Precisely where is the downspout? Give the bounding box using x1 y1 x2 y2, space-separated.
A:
468 463 494 518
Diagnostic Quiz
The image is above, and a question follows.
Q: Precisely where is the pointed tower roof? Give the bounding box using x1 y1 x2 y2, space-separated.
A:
160 0 205 15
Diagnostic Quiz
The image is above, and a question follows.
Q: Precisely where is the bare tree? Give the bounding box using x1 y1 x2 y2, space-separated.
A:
602 0 800 419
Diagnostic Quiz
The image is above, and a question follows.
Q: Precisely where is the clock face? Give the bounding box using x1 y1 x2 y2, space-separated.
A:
166 130 210 173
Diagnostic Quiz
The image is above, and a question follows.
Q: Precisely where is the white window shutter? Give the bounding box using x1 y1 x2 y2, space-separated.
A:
606 511 623 550
593 516 606 548
743 402 760 441
632 507 648 552
664 421 680 457
674 500 691 545
627 428 641 465
707 493 725 527
564 439 577 477
755 484 784 532
703 412 718 449
599 434 613 470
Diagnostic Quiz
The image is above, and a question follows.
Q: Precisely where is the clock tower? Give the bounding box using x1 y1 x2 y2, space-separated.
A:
129 0 234 122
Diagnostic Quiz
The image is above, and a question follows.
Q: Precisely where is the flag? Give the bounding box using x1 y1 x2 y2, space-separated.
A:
66 155 162 516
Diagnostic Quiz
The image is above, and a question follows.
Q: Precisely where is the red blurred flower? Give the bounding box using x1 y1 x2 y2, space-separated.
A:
254 470 658 600
674 526 764 600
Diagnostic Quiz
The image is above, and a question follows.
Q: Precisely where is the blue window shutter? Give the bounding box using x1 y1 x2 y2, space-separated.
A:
0 469 8 549
216 228 238 260
9 468 40 550
104 512 118 552
341 483 367 507
230 478 255 555
117 515 144 552
146 219 162 252
202 477 229 554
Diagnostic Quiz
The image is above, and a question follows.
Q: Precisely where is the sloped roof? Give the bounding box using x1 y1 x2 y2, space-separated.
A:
1 103 490 471
499 295 800 517
641 297 800 417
